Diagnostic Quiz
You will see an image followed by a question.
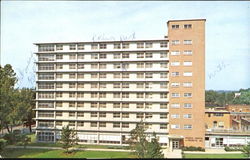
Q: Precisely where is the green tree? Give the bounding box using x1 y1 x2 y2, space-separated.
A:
127 121 163 158
60 125 78 153
242 142 250 157
19 134 31 148
146 132 164 158
233 90 250 105
0 139 7 154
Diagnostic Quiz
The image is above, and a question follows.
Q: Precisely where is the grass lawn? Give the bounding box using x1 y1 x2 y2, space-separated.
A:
184 153 248 159
2 148 135 158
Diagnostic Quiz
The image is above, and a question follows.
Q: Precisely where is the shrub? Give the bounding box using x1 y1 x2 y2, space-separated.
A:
182 146 205 152
0 139 7 153
224 146 243 152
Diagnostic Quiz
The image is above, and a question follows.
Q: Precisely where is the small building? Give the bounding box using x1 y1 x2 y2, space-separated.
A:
205 108 231 129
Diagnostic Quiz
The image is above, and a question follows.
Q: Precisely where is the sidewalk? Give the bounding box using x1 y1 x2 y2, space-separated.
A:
6 145 134 153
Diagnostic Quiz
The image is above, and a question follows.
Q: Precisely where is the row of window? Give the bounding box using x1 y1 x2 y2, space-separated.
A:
172 24 192 29
39 52 168 61
171 61 192 66
38 72 168 80
171 114 192 119
38 62 168 70
171 124 192 130
38 82 168 89
38 102 168 109
37 121 168 129
37 111 168 119
171 71 192 77
170 50 192 55
38 92 168 99
171 93 192 98
171 40 192 45
38 42 168 52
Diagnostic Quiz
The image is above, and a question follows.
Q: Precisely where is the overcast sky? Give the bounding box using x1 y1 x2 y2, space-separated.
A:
1 1 249 90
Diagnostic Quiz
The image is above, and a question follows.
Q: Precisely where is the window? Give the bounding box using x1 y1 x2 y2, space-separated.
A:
99 122 106 127
145 42 153 48
160 124 168 129
77 112 84 117
38 83 54 89
171 124 180 129
137 42 144 48
214 113 224 117
38 102 54 108
160 83 167 89
160 63 168 68
91 73 98 78
145 63 152 68
56 121 62 126
137 93 144 98
113 122 120 128
113 73 120 79
99 53 106 59
38 92 54 99
114 53 121 59
122 63 129 69
122 53 129 58
91 93 98 98
100 83 106 88
56 64 63 69
91 44 98 50
171 93 180 98
69 73 76 79
171 82 180 87
122 83 129 88
69 121 75 126
56 73 63 79
171 40 180 45
171 72 180 77
114 43 121 49
69 112 75 117
38 45 54 52
77 44 84 50
145 113 152 118
78 63 84 69
113 113 120 118
145 73 153 78
183 114 192 119
69 64 76 69
137 63 144 68
56 102 62 107
122 43 129 49
183 82 192 87
171 62 180 66
122 113 129 118
160 52 168 58
56 44 63 50
183 50 193 55
172 24 179 29
114 64 121 69
160 72 167 78
69 102 75 107
171 51 180 55
184 103 192 108
160 42 168 48
183 61 192 66
137 103 144 109
38 54 54 61
69 83 75 88
99 93 106 98
122 73 129 78
99 112 106 118
99 73 106 78
38 64 54 70
137 73 144 78
78 83 84 88
91 112 97 117
77 122 84 127
69 92 75 98
56 54 63 59
137 53 144 58
56 92 62 98
90 122 97 127
160 114 168 119
137 83 144 88
91 64 98 69
184 124 192 129
69 44 76 50
91 53 98 59
160 93 168 99
69 54 76 60
171 103 180 108
145 52 153 58
114 83 121 88
184 93 192 98
91 83 98 88
91 103 98 108
183 72 192 76
184 24 192 29
113 93 120 98
99 103 106 108
160 103 168 109
113 103 120 108
77 102 84 108
122 93 129 98
78 73 84 79
184 40 192 45
100 43 107 49
137 113 144 119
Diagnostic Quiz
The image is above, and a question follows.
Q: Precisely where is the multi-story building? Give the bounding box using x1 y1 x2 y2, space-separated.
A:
34 19 206 149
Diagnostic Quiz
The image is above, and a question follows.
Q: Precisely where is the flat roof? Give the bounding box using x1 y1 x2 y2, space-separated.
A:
167 19 206 24
34 38 168 45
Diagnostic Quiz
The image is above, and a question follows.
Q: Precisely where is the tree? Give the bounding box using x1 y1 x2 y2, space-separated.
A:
242 142 250 157
127 121 164 158
146 132 164 158
60 125 78 153
19 134 31 148
0 139 7 154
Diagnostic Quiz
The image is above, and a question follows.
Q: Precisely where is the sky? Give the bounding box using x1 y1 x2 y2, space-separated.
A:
1 1 250 90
